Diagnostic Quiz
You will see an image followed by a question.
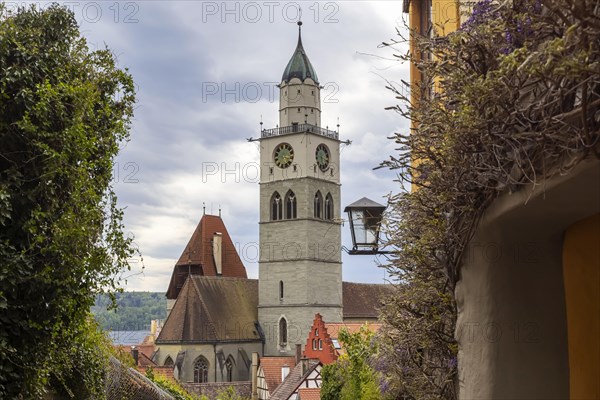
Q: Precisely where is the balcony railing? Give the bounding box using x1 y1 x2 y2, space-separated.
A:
261 123 339 140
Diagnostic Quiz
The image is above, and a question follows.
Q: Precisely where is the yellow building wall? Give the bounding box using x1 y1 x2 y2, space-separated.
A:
563 213 600 399
409 0 460 192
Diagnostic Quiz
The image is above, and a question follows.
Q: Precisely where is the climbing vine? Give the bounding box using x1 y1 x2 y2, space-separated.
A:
376 0 600 398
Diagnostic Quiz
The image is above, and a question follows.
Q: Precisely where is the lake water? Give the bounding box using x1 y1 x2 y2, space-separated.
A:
108 330 149 345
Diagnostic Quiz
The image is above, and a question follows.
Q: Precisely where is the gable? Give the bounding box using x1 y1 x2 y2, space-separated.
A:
166 215 247 299
157 277 261 343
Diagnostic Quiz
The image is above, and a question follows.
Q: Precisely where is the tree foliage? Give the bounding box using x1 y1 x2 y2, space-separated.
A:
321 326 390 400
0 3 136 397
377 0 599 398
92 292 166 331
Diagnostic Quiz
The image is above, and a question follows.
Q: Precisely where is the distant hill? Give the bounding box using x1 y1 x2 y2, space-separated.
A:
92 292 166 331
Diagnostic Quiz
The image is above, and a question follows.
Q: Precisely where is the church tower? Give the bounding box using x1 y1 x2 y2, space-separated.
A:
258 22 343 356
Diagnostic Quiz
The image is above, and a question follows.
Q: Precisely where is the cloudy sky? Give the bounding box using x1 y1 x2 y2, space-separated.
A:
17 1 412 291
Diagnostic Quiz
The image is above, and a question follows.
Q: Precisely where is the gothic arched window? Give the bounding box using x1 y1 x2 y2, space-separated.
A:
285 190 297 219
325 193 333 220
279 317 288 347
271 192 282 221
314 191 323 219
225 356 235 382
164 356 174 366
279 280 284 301
194 356 209 383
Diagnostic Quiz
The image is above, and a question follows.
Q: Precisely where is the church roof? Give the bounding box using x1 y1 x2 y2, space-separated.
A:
342 282 393 319
281 22 319 84
159 276 390 344
166 214 247 299
157 276 260 343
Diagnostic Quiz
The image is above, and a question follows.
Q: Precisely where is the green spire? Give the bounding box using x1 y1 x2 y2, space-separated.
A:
281 21 319 84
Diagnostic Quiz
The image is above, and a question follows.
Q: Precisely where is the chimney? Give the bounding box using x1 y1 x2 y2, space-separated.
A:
281 364 290 381
131 346 139 366
295 344 302 365
251 352 259 400
301 357 309 375
213 232 223 275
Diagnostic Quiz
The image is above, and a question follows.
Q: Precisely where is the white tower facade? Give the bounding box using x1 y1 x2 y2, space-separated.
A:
258 22 343 356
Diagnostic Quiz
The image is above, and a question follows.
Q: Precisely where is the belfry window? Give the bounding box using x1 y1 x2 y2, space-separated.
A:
285 190 297 219
271 192 282 220
325 193 333 220
314 191 323 219
279 317 288 347
194 356 209 383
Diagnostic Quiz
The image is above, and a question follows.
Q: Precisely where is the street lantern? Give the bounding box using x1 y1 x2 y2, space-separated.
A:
344 197 387 255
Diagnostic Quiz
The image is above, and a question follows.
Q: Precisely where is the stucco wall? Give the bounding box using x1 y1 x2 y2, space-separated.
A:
456 159 600 399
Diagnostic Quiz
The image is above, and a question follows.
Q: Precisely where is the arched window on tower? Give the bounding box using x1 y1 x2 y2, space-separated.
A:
325 193 333 220
285 190 297 219
279 280 284 301
271 192 282 221
164 356 174 366
194 356 209 383
225 356 235 382
314 191 323 219
279 317 288 347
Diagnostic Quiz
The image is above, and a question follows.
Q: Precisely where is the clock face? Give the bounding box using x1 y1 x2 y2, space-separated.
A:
274 143 294 168
315 144 330 171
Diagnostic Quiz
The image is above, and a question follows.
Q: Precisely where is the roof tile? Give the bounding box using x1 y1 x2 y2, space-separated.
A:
260 357 296 394
157 277 260 343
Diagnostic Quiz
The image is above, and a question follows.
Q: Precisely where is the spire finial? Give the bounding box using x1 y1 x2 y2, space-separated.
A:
203 202 206 215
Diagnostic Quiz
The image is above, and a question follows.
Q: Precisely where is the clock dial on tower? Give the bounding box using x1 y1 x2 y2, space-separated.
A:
315 144 330 171
274 143 294 168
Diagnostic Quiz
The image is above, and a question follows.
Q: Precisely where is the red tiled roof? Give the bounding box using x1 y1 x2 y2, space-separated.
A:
137 352 157 367
167 215 247 299
260 356 296 394
325 322 381 356
324 322 381 338
298 388 321 400
270 360 320 400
